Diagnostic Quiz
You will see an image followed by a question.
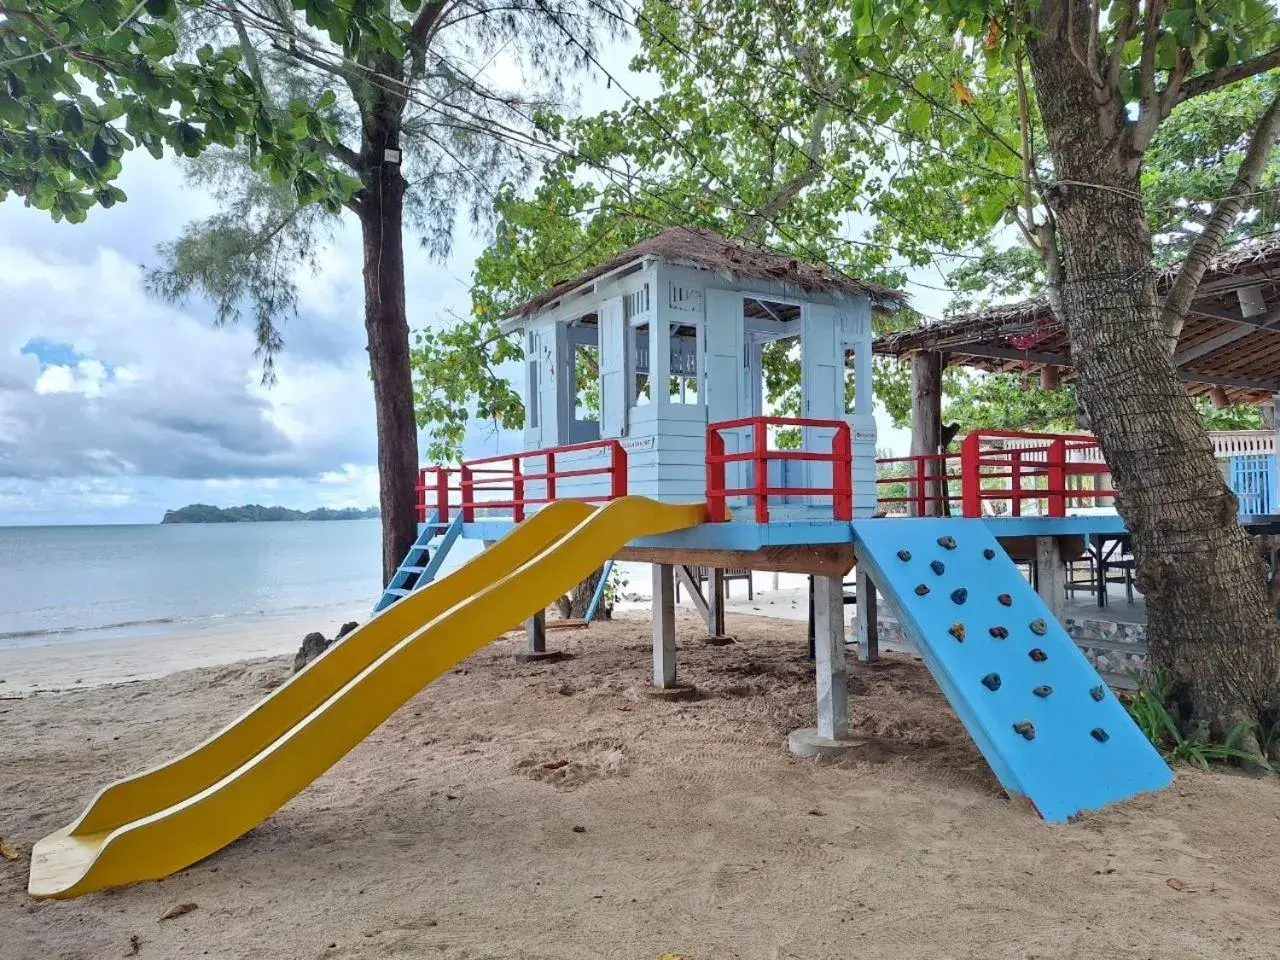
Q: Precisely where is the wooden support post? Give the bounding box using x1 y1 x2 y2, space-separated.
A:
674 565 710 627
652 564 677 688
910 351 943 517
855 565 878 662
1035 537 1066 623
813 575 849 740
525 608 546 654
709 567 727 638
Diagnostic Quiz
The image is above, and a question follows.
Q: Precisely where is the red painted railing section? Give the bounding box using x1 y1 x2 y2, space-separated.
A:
417 440 628 523
706 416 853 523
414 466 454 523
874 451 963 515
875 430 1114 518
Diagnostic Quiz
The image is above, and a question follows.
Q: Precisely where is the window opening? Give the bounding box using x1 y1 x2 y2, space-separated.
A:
668 322 698 404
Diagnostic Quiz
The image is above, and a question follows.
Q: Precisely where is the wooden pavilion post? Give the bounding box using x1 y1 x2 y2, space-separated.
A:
910 351 944 516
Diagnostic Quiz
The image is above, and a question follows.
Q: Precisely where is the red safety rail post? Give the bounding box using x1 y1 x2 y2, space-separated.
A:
832 423 853 521
414 467 430 523
913 456 927 516
545 451 556 503
960 431 982 517
611 441 628 499
706 428 727 522
511 459 525 523
1047 436 1067 517
1010 450 1023 518
753 420 770 523
435 467 451 523
460 463 475 523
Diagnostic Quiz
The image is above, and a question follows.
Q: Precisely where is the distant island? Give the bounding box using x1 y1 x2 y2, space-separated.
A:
161 504 380 524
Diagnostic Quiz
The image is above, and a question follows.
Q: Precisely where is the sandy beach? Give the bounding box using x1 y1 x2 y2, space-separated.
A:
2 609 1278 959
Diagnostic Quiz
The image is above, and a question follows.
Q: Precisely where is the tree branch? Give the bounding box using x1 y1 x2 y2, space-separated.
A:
1130 0 1167 153
1176 46 1280 106
1105 2 1138 92
741 101 830 241
410 1 452 47
303 137 360 171
1161 89 1280 347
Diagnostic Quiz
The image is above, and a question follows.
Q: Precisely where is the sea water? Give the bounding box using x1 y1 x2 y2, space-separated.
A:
0 520 471 650
0 520 675 653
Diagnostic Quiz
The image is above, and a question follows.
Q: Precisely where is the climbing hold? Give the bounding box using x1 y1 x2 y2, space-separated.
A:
930 560 946 576
1029 618 1048 636
950 587 968 605
948 622 966 642
914 583 930 596
988 625 1009 639
981 672 1001 691
1013 720 1036 741
897 549 912 562
997 594 1013 607
982 548 996 560
937 536 957 550
1033 685 1053 698
1029 648 1047 662
1090 685 1106 702
1091 727 1110 743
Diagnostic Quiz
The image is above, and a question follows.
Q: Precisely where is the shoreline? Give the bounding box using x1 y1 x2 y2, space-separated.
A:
0 602 368 695
0 574 822 697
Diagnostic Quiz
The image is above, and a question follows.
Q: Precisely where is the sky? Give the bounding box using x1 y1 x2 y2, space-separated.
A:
0 38 930 527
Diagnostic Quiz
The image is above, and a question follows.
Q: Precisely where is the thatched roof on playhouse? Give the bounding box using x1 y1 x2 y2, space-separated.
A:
504 226 906 319
875 238 1280 404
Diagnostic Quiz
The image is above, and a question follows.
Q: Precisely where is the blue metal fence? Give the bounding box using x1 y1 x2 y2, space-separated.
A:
1228 454 1277 516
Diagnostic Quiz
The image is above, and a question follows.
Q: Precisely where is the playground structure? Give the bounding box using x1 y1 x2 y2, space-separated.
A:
30 228 1174 901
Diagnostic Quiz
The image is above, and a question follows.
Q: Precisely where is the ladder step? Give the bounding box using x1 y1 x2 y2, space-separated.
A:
386 588 411 597
399 565 428 574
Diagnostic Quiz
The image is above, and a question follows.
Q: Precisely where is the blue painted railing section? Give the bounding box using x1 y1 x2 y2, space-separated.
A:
1228 454 1276 515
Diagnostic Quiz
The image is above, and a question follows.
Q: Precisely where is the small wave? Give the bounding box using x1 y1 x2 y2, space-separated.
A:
0 616 181 641
0 597 375 644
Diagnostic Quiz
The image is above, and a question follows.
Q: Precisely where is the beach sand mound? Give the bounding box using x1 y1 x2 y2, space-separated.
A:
2 610 1277 959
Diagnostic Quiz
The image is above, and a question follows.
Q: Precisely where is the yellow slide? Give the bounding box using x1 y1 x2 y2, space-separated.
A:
28 496 705 899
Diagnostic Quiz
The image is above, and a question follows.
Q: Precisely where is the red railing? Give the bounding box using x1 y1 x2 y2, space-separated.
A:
417 439 628 524
706 416 852 523
960 430 1113 518
875 451 963 515
415 465 455 523
874 430 1115 518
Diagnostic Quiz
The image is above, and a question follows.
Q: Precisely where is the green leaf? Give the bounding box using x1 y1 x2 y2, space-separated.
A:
401 0 423 11
906 100 931 136
316 89 337 110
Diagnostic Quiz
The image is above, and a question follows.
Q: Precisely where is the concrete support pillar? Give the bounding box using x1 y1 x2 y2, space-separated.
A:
1035 536 1066 622
789 575 854 756
652 563 677 687
525 609 546 654
855 565 878 662
812 575 849 740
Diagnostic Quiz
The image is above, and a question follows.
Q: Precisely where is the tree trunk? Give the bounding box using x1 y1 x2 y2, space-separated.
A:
555 567 605 620
910 350 943 516
1028 21 1280 747
358 131 418 586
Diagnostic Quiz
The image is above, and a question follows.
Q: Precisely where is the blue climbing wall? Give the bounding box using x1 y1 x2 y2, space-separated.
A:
852 518 1173 823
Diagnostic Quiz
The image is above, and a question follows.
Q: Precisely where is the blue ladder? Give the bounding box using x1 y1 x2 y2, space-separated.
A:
372 511 463 613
